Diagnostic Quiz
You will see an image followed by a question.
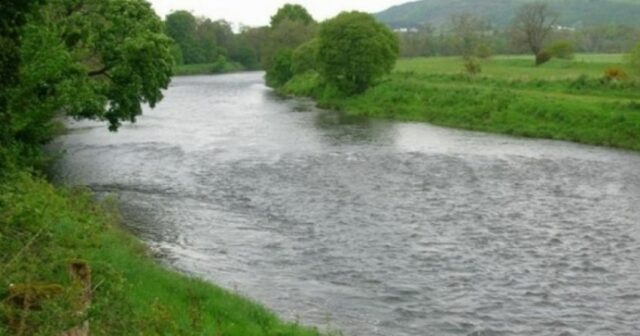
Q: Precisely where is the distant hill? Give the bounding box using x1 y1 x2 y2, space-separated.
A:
375 0 640 28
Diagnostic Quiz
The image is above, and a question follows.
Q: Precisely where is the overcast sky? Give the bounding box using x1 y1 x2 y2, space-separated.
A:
148 0 406 27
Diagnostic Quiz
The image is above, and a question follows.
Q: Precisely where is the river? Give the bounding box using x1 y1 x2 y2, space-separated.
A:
51 72 640 336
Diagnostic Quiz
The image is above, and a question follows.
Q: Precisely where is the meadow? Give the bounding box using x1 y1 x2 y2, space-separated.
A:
283 54 640 151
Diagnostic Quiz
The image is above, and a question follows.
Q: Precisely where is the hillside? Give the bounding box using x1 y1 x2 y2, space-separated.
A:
375 0 640 28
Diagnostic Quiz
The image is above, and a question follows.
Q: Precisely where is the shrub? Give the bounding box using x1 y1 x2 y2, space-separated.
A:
604 68 628 82
292 39 319 75
463 57 482 75
265 48 294 87
545 40 575 60
535 51 552 66
475 43 493 59
317 11 399 95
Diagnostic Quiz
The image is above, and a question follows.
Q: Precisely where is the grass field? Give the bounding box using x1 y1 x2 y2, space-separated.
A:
0 171 326 335
283 54 640 151
396 54 627 80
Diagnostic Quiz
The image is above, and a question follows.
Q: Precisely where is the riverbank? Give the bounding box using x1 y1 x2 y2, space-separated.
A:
173 61 247 76
0 169 323 335
282 55 640 151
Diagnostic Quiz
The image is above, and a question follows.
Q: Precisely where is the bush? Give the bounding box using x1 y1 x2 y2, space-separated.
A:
535 51 552 66
265 48 294 87
463 57 482 75
475 43 493 59
292 39 319 75
317 11 399 95
545 40 575 60
604 68 628 82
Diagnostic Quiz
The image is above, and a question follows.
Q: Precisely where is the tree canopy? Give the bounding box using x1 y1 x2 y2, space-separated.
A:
317 12 399 94
270 4 315 27
2 0 174 163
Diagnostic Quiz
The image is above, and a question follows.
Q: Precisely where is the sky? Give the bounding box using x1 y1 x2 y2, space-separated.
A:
147 0 406 27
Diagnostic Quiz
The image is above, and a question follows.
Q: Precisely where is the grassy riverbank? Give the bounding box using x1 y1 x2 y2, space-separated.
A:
174 61 246 76
283 54 640 151
0 169 323 335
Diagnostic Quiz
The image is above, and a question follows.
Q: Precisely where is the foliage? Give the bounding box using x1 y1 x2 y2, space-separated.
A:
510 2 558 60
603 68 628 82
449 13 490 58
546 40 575 59
266 49 295 87
535 51 553 65
463 57 482 75
165 11 201 64
7 0 174 144
317 12 399 95
270 4 315 27
263 5 316 86
292 39 320 75
475 43 494 59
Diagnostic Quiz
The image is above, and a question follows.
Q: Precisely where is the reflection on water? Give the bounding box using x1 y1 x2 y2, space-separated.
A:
51 72 640 336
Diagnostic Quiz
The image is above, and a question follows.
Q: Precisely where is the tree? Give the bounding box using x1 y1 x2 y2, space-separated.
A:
510 2 558 65
449 13 490 58
317 11 399 95
0 0 44 149
165 11 201 64
292 39 319 75
398 24 436 58
8 0 173 147
270 4 314 27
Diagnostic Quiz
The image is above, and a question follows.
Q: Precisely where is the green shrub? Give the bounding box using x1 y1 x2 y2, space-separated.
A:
292 39 319 75
545 40 575 60
475 43 493 59
535 51 552 66
463 57 482 75
265 48 294 87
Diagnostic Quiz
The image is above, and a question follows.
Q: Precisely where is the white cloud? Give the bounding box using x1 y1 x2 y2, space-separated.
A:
148 0 405 26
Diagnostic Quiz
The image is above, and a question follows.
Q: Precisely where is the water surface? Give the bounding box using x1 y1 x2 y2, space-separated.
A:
52 73 640 336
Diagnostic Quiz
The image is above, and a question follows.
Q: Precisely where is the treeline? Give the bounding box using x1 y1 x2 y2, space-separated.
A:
398 10 640 58
164 11 268 70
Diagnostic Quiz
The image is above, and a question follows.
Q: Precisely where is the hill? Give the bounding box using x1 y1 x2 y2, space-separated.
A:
375 0 640 28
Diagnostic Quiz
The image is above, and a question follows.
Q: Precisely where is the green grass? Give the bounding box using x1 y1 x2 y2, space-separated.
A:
395 54 627 80
174 61 245 76
0 170 327 336
282 54 640 151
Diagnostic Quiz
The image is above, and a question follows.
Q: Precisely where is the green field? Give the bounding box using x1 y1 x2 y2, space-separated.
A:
283 54 640 151
0 171 326 335
396 54 627 80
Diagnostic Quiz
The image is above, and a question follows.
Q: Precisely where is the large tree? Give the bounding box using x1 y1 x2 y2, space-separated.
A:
0 0 45 150
317 11 399 95
510 2 558 65
270 4 314 27
8 0 173 147
449 13 490 58
165 11 201 64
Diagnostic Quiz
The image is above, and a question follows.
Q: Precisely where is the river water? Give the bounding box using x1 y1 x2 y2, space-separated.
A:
52 73 640 336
